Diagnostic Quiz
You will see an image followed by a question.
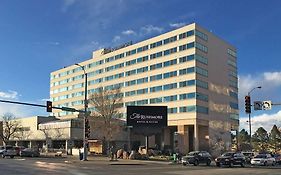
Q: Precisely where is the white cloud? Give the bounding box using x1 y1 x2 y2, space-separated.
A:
61 0 76 12
0 90 18 99
263 72 281 86
122 30 136 35
169 22 186 28
240 110 281 133
238 71 281 114
112 35 121 42
140 25 164 35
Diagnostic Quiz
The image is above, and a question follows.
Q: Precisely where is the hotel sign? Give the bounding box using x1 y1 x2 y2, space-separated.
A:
127 106 167 128
102 41 133 55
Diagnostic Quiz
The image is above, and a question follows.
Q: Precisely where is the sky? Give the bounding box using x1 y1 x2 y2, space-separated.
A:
0 0 281 133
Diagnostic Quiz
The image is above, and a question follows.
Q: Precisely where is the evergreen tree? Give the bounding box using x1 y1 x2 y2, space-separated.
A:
269 125 281 153
252 127 269 152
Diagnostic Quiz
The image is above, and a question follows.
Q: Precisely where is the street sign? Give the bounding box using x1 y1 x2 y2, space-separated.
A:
61 107 77 112
254 101 263 110
262 101 272 110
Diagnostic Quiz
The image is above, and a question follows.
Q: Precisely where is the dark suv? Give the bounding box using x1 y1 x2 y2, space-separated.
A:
182 151 212 166
215 152 246 167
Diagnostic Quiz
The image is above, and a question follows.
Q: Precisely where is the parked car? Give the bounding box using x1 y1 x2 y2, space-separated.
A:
14 146 25 156
2 146 17 158
215 152 246 167
250 154 276 166
242 152 255 163
20 148 40 157
273 154 281 165
0 146 4 155
182 151 212 166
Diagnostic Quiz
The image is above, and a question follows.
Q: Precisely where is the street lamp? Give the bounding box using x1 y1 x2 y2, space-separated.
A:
247 86 261 150
75 63 88 161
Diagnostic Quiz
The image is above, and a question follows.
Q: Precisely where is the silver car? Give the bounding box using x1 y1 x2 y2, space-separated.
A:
251 154 276 166
2 146 17 158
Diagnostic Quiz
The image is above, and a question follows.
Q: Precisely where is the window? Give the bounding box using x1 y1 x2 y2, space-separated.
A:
164 59 177 67
164 47 177 56
150 97 163 104
150 85 162 93
195 42 208 53
137 45 148 53
126 69 137 76
125 80 136 86
115 63 124 69
179 67 195 75
179 55 195 63
105 75 114 81
163 36 177 45
105 65 114 72
163 71 177 79
179 42 195 51
179 80 195 87
136 99 148 105
230 102 239 110
137 66 148 73
163 83 177 90
126 59 137 66
195 54 208 64
229 70 238 78
197 106 208 114
179 93 195 100
150 51 162 59
164 95 177 102
105 57 114 63
179 106 196 113
196 67 208 77
179 30 194 39
196 80 208 89
229 80 238 88
114 72 124 79
125 90 136 97
150 63 163 70
137 56 149 63
228 59 237 68
196 93 208 102
227 48 237 58
137 88 148 95
168 107 177 114
115 53 124 60
150 74 162 81
229 91 238 99
126 49 136 56
137 77 148 84
150 41 162 49
195 30 208 41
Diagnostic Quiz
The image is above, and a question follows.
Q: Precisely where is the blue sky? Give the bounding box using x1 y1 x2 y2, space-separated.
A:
0 0 281 132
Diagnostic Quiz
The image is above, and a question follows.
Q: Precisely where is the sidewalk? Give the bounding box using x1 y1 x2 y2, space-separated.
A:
65 155 172 165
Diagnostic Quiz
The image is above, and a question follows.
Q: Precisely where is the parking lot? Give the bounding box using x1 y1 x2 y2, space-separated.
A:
0 156 281 175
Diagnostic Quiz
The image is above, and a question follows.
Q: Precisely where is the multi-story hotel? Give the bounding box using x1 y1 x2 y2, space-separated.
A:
50 23 239 154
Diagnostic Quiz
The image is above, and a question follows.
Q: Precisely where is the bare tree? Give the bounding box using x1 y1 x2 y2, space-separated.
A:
0 113 21 145
88 86 123 153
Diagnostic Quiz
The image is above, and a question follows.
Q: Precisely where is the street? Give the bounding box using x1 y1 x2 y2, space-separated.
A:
0 156 281 175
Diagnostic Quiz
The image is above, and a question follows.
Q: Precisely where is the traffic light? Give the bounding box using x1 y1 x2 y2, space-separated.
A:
46 101 52 112
245 95 251 114
85 118 90 138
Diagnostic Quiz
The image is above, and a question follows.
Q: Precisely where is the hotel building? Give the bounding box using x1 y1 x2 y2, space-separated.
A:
50 23 239 153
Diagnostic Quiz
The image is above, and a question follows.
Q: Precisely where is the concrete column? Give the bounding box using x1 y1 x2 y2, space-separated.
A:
194 124 199 151
177 125 189 154
66 140 73 155
29 141 32 148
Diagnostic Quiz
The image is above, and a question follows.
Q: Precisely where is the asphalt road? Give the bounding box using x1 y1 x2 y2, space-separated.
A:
0 156 281 175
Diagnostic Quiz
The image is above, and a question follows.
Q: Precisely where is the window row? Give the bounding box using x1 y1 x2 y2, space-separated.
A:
51 30 209 80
